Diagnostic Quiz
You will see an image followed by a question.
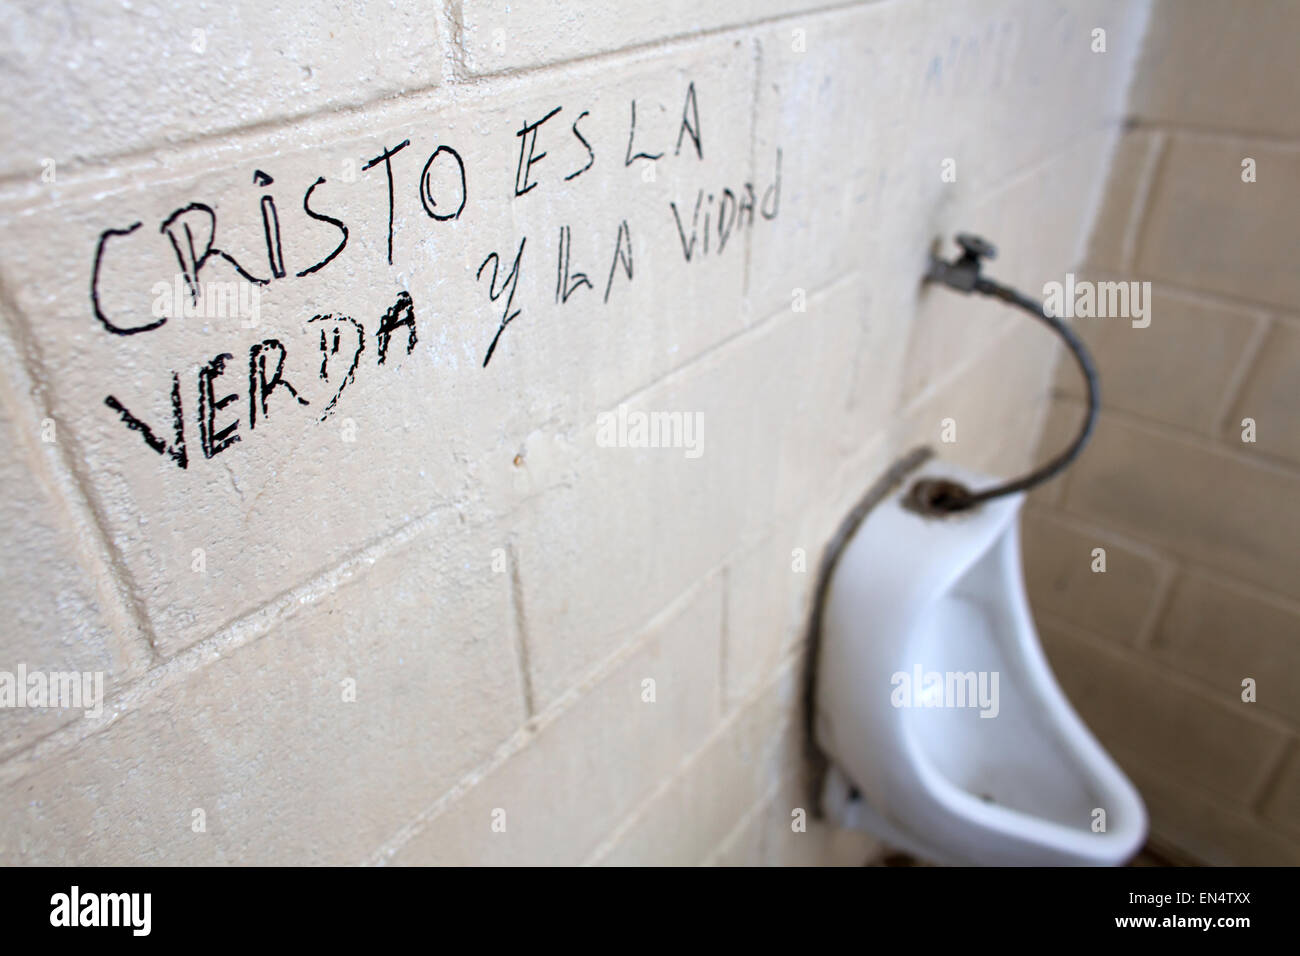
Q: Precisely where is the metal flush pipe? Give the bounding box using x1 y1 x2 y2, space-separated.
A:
907 233 1101 515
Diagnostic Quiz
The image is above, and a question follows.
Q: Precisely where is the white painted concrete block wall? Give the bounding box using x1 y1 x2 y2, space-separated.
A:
0 0 1148 864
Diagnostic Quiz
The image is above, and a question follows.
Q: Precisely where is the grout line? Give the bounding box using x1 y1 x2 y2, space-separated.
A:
581 649 802 866
899 313 1028 420
603 268 860 413
1050 394 1300 478
368 563 731 864
1027 499 1300 622
366 720 537 866
0 501 459 784
1170 559 1300 616
0 0 874 200
1123 118 1300 149
439 0 469 84
1133 559 1177 650
740 34 764 305
1039 611 1296 738
700 777 784 866
719 566 731 716
1068 265 1280 324
506 539 536 719
955 117 1128 216
1250 738 1296 817
1073 269 1300 322
1119 129 1167 270
1211 313 1273 436
0 285 158 675
1024 497 1170 564
443 0 872 84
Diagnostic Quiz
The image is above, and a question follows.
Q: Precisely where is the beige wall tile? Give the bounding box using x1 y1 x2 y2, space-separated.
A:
747 3 1146 322
1137 137 1300 310
723 532 817 711
1062 413 1300 602
899 315 1060 482
0 507 524 864
1056 285 1266 436
1042 623 1289 807
0 400 124 759
595 656 802 865
1261 744 1300 841
1022 511 1167 645
1125 753 1300 866
1152 572 1300 727
510 276 874 710
0 1 442 179
460 0 825 75
1131 0 1300 137
1229 319 1300 469
389 578 723 866
1082 130 1161 273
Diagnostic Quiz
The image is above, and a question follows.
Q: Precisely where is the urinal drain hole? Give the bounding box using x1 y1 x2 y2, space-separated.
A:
978 793 995 804
904 478 975 516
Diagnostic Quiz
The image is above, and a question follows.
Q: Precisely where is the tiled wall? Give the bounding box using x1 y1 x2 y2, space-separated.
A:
0 0 1147 864
1026 0 1300 866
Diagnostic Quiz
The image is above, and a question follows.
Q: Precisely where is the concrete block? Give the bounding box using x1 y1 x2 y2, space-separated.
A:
388 577 723 865
1229 319 1300 468
0 0 443 179
1131 0 1300 137
0 506 523 864
1138 137 1300 310
1062 413 1300 602
1152 571 1300 726
1042 622 1289 807
0 400 123 759
1022 510 1167 645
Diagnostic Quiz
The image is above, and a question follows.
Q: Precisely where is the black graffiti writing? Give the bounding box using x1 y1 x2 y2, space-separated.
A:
103 373 188 468
310 313 366 420
556 225 592 303
198 352 241 460
477 239 525 367
675 81 702 160
515 106 562 197
87 80 787 475
363 139 411 265
604 220 633 304
248 338 309 430
376 290 418 364
669 147 780 262
420 146 468 221
104 292 414 467
565 110 596 182
296 177 349 278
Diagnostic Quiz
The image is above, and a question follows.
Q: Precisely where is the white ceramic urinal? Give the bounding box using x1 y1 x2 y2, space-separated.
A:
813 459 1147 866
